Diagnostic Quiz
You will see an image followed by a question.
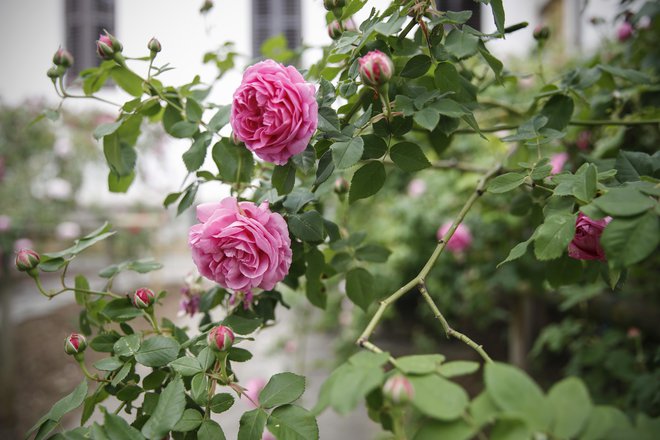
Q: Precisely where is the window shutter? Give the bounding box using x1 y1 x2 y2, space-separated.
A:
252 0 301 58
436 0 481 31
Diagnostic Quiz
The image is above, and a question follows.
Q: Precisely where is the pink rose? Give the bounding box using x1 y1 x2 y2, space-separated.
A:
568 213 611 261
231 60 318 165
550 152 569 175
243 377 266 408
358 50 394 88
437 222 472 253
189 197 292 292
407 179 427 198
617 22 633 42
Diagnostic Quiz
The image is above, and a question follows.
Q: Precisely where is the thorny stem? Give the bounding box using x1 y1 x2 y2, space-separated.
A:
356 147 517 363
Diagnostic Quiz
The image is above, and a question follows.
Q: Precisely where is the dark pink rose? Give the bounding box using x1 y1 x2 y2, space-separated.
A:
437 222 472 253
231 60 318 165
568 213 611 261
576 131 591 151
618 22 633 42
189 197 292 292
550 152 569 174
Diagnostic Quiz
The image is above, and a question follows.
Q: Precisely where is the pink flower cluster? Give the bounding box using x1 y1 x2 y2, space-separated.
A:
189 197 292 292
231 60 318 165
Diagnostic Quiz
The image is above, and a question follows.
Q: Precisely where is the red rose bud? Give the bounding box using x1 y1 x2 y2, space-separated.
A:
148 37 162 53
52 48 74 68
533 25 551 41
383 374 414 405
96 34 114 59
334 177 349 195
358 50 394 89
132 287 156 309
324 0 345 11
15 249 40 272
617 21 633 42
208 325 235 352
64 333 87 355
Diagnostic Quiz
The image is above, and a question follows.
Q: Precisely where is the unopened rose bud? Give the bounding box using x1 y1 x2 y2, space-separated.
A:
617 22 633 42
64 333 87 355
47 66 63 79
533 25 551 41
15 249 40 272
328 21 343 40
383 374 414 405
148 37 162 54
53 48 74 68
324 0 345 11
96 34 114 60
334 177 349 195
132 287 156 309
208 325 235 352
358 50 394 89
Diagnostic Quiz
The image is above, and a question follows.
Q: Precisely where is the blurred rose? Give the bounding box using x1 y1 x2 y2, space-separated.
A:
437 222 472 253
45 178 72 200
627 327 641 338
568 213 611 261
617 21 633 41
53 138 72 157
0 215 11 232
56 221 81 240
407 179 427 198
550 152 569 174
243 378 266 407
637 16 651 30
576 131 591 151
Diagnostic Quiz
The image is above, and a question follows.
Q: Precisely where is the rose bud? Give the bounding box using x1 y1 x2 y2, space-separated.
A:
334 177 349 195
533 25 551 41
15 249 40 272
132 287 156 309
617 21 633 42
96 34 115 59
52 48 74 68
568 213 612 261
358 50 394 89
383 374 414 405
64 333 88 356
328 21 343 40
323 0 345 11
47 66 63 79
148 37 162 54
208 325 235 352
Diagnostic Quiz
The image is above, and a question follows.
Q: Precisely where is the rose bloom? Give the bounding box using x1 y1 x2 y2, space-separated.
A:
550 152 569 175
242 377 266 408
189 197 292 292
407 178 427 198
568 213 611 261
231 59 318 165
437 222 472 253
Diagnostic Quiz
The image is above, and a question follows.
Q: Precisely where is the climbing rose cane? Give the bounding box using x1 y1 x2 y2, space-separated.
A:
358 50 394 89
189 197 292 292
568 213 611 261
231 59 318 165
437 222 473 254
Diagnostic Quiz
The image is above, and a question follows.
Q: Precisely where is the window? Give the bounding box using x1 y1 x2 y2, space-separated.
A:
436 0 481 31
252 0 302 57
65 0 115 81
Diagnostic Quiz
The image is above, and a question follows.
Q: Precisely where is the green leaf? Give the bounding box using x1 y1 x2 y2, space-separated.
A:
93 121 122 140
548 377 592 439
438 361 480 378
410 374 469 420
490 0 506 35
488 173 526 194
183 132 212 172
27 380 88 439
572 163 598 203
361 134 388 160
90 333 121 352
111 66 144 97
396 354 445 375
541 94 574 131
288 210 325 243
108 171 134 193
103 132 136 177
413 419 474 440
390 142 431 172
469 392 500 427
485 362 551 431
593 187 655 217
349 161 386 203
445 29 479 59
103 412 144 440
429 99 468 118
598 64 651 84
238 409 268 440
141 378 185 439
212 139 255 183
191 373 209 405
197 419 226 440
207 104 231 132
355 244 390 263
533 213 576 261
111 363 131 387
331 137 364 170
272 162 296 195
259 372 306 409
177 183 198 216
491 417 531 440
93 357 124 371
601 212 659 267
497 238 533 267
185 98 203 122
169 121 198 138
267 404 319 440
414 108 440 131
478 41 503 82
580 406 628 440
615 151 655 182
317 106 340 133
305 247 327 309
135 336 180 367
318 363 384 415
168 356 202 376
401 54 432 78
172 408 203 432
345 267 374 311
221 315 262 335
210 393 235 413
434 62 476 103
